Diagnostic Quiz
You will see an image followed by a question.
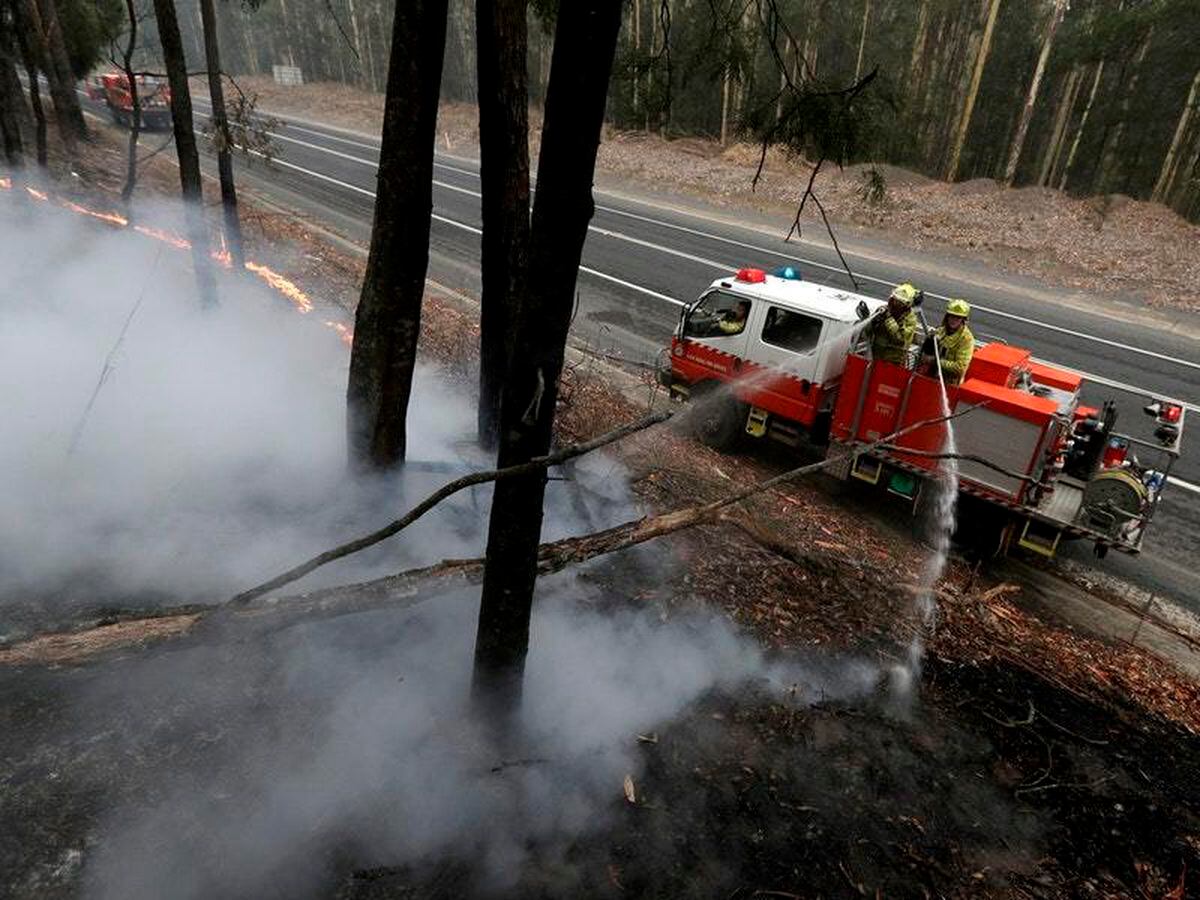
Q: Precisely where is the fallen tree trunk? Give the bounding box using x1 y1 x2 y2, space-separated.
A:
3 407 975 667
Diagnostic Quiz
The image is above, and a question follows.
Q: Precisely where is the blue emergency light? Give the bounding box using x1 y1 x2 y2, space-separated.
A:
772 266 802 280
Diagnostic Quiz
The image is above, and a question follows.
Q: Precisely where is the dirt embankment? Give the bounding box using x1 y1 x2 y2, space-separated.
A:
228 75 1200 316
4 118 1200 900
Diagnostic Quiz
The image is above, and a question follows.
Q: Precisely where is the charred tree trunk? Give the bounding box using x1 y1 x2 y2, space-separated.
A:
198 0 245 269
475 0 530 450
471 0 624 712
1003 0 1066 186
151 0 218 308
16 40 46 166
345 0 448 470
119 0 142 203
946 0 1002 181
0 17 24 168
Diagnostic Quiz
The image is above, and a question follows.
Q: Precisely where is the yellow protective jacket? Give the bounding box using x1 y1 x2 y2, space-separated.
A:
934 324 975 383
870 309 917 366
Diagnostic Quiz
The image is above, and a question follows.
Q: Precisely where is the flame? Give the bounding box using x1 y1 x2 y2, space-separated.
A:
245 261 314 313
3 181 355 345
212 232 232 269
133 224 191 250
324 320 354 345
60 198 129 227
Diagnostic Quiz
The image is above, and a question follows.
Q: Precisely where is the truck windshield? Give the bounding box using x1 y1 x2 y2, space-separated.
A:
684 291 751 338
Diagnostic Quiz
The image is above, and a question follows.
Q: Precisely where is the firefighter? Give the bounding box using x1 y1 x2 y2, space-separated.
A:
718 300 751 335
869 283 919 366
924 298 975 384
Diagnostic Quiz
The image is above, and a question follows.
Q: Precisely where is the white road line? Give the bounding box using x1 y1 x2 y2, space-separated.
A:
248 153 685 308
1170 477 1200 495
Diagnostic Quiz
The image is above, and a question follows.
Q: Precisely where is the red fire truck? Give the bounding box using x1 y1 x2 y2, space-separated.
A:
660 266 1185 559
84 72 173 130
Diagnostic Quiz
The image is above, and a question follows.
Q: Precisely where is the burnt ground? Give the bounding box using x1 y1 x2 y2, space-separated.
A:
4 522 1198 899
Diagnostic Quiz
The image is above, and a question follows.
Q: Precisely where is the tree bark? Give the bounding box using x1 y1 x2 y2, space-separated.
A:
346 0 448 470
198 0 245 269
151 0 219 308
471 0 624 713
1003 0 1066 186
946 0 1002 181
1152 65 1200 203
1059 60 1103 191
475 0 530 450
119 0 142 204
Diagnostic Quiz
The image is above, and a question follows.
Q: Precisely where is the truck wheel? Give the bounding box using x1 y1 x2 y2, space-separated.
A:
692 391 746 451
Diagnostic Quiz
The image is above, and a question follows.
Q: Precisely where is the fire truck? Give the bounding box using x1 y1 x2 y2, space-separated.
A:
659 266 1185 559
85 72 173 130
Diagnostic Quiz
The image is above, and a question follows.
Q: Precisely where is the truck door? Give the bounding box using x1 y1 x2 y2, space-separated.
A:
747 305 827 424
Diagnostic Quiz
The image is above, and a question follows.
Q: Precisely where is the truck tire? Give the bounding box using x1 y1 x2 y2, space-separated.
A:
692 390 746 451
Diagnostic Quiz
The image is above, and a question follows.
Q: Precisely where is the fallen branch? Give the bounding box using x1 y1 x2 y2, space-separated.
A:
229 409 673 605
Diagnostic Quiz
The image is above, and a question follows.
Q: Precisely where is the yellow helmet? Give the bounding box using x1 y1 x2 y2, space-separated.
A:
889 283 918 307
946 298 971 318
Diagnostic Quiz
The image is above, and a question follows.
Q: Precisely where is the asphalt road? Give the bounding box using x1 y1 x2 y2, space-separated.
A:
81 94 1200 609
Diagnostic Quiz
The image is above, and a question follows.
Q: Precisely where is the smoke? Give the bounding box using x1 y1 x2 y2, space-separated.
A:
2 198 885 898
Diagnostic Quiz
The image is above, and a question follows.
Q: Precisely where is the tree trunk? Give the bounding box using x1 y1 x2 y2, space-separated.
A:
346 0 367 88
1152 65 1200 203
18 0 76 154
0 18 24 169
1095 26 1152 195
1059 60 1103 191
1038 66 1079 187
475 0 530 450
345 0 449 470
631 0 639 117
198 0 245 270
471 0 624 713
36 0 86 138
119 0 142 204
854 0 871 84
151 0 219 308
720 62 730 145
17 41 47 166
1003 0 1066 186
945 0 1002 181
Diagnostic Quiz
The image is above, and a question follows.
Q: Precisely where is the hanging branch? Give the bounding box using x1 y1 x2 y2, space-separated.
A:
228 409 674 605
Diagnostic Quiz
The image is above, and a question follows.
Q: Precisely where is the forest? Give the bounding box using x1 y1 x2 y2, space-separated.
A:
150 0 1200 221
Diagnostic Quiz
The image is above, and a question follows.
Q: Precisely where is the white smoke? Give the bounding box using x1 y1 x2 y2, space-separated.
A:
2 196 883 899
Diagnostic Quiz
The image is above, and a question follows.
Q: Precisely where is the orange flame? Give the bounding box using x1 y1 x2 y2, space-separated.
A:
4 181 354 346
59 198 129 227
133 224 191 250
324 320 354 345
212 232 232 269
245 261 314 314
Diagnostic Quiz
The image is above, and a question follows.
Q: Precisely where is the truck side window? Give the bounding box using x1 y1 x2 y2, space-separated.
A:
684 291 751 338
761 306 823 354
